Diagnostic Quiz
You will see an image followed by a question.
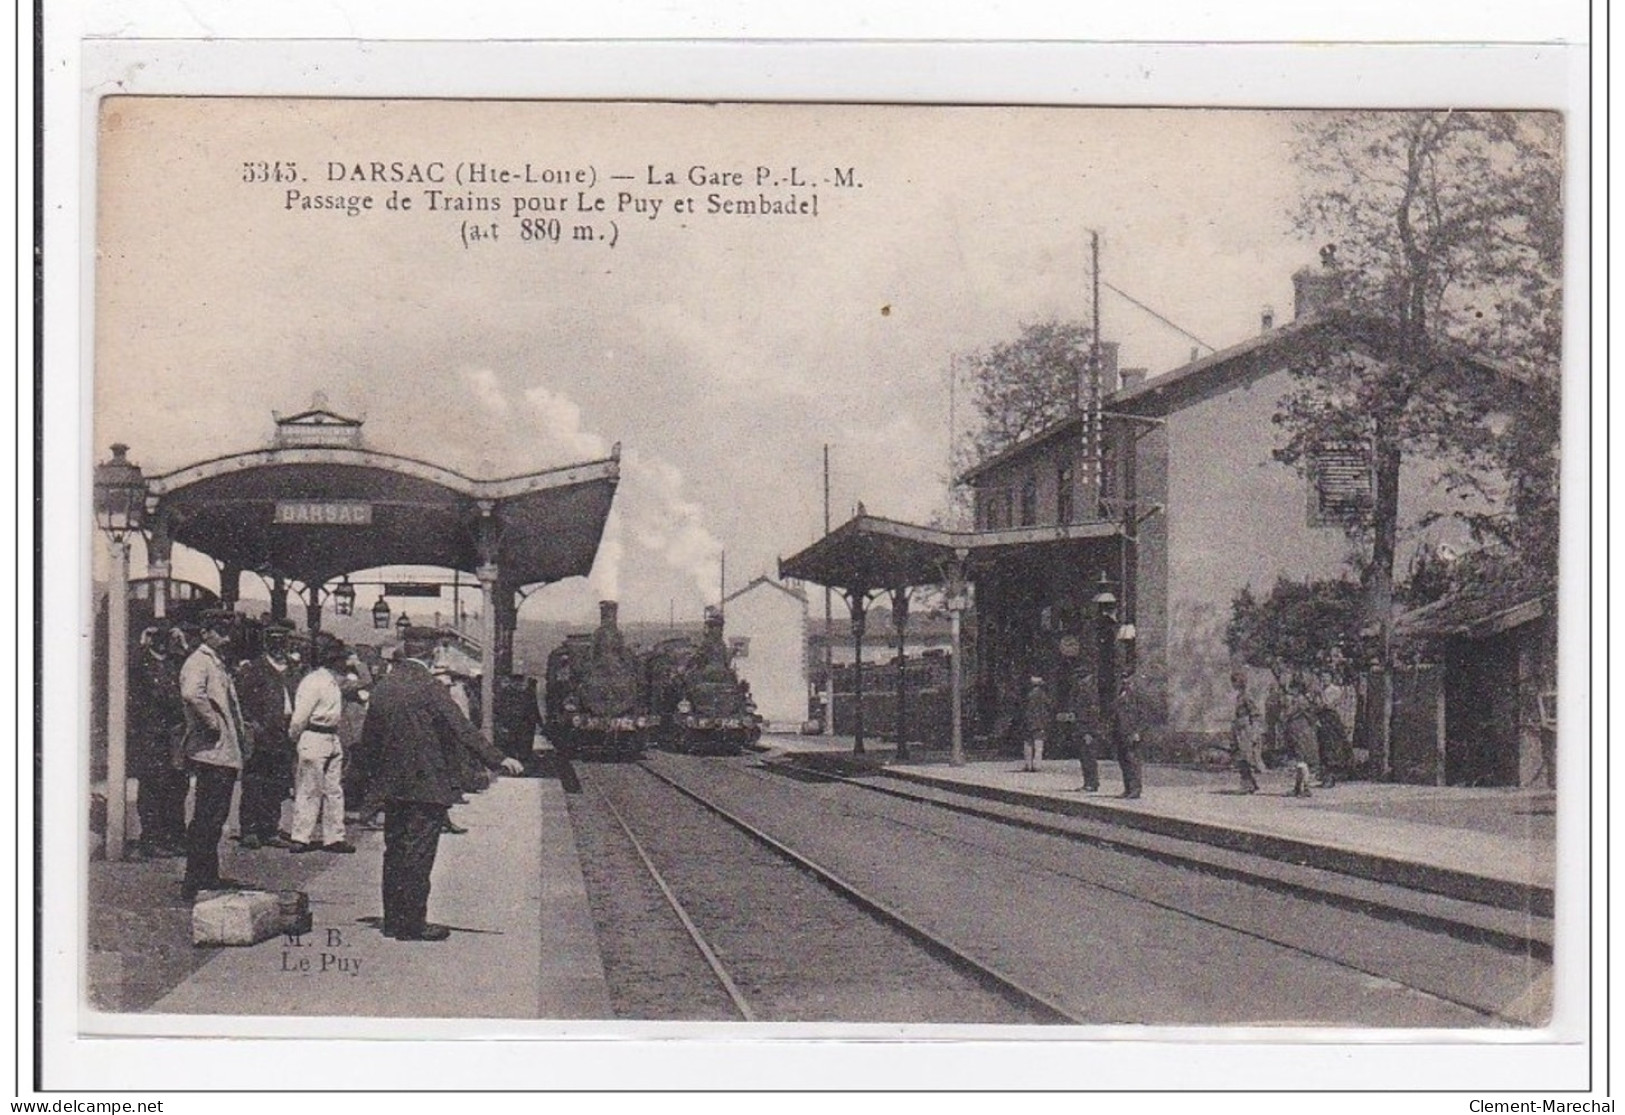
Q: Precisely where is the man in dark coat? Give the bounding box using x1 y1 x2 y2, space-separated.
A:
128 624 190 856
1064 662 1102 793
1111 671 1147 799
359 627 523 941
235 622 299 848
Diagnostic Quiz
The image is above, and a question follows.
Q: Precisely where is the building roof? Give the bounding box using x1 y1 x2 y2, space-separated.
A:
1110 310 1513 416
145 443 621 589
957 310 1517 485
957 410 1094 486
724 575 809 606
778 512 1120 591
1395 578 1555 640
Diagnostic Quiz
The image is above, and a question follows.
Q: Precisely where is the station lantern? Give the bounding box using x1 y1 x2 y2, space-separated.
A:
332 577 356 617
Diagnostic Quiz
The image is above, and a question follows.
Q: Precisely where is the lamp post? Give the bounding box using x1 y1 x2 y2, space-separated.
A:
371 597 391 630
1092 571 1119 719
332 577 356 617
395 613 411 637
94 444 146 862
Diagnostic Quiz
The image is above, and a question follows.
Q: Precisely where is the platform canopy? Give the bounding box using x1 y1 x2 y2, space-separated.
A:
778 512 1121 592
141 405 620 590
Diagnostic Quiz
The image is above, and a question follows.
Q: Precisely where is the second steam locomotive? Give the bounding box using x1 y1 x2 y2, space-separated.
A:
544 601 761 760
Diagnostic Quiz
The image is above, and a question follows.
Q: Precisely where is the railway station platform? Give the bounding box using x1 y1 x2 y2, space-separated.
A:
89 772 613 1022
760 733 1559 912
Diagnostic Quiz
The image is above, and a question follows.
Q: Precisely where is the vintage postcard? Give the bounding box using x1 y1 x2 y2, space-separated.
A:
62 62 1586 1090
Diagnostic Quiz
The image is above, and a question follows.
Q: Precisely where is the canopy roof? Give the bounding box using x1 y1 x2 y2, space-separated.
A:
778 513 1120 591
146 443 619 589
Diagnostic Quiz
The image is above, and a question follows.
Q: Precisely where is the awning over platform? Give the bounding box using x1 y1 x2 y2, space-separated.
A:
777 513 1121 591
145 445 620 589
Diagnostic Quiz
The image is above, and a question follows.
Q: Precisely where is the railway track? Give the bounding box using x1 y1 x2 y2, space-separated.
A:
626 752 1549 1027
573 759 1076 1024
757 755 1553 961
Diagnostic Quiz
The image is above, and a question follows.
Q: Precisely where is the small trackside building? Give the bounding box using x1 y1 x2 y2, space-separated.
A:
722 576 810 731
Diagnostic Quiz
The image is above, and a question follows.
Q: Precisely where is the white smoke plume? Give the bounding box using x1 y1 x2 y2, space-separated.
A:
623 449 725 603
459 369 723 613
589 507 624 601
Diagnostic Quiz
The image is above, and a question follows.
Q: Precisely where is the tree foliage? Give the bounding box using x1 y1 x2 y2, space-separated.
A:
1226 577 1367 687
1277 110 1564 624
954 319 1093 476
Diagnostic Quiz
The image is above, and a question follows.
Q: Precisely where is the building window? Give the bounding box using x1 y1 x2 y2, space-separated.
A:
1308 443 1373 527
1057 462 1074 525
1019 474 1038 526
979 487 1014 530
1098 436 1118 521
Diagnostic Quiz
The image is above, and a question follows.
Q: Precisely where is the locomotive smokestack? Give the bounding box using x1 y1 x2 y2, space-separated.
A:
599 600 620 631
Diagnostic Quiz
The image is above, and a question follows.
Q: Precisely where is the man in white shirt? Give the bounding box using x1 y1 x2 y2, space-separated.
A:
287 637 355 853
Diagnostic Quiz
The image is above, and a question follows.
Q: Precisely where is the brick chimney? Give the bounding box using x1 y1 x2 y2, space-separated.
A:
599 600 620 631
1119 367 1147 390
1261 305 1276 332
1293 246 1345 319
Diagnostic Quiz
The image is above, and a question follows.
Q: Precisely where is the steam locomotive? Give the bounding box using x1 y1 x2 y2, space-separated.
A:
543 601 657 760
646 607 761 755
542 601 760 761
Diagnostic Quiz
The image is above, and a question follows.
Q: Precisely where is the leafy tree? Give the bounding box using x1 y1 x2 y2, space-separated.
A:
1226 577 1367 688
953 319 1095 477
1276 110 1563 770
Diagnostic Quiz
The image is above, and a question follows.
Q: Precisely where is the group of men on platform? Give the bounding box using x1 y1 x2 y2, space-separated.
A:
126 614 521 943
1021 667 1144 799
1017 662 1345 800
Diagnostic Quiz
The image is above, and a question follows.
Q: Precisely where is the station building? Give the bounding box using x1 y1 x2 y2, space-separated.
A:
782 263 1537 781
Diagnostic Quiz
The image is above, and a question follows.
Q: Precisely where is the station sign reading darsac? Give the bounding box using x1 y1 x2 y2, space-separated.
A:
273 500 374 526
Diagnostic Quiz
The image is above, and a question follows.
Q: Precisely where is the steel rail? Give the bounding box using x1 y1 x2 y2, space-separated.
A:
760 758 1551 964
635 759 1087 1026
739 760 1522 1022
590 780 757 1022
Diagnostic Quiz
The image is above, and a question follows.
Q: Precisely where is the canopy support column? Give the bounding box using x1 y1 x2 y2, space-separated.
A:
145 506 172 619
891 587 910 762
494 577 519 678
944 553 969 767
839 588 874 755
476 499 501 744
269 575 289 623
477 564 499 743
218 562 242 608
303 584 323 632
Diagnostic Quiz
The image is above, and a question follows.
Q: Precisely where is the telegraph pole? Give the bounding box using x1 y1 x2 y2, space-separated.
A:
823 445 835 736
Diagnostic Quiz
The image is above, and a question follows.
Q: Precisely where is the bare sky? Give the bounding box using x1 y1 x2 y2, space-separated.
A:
95 99 1316 624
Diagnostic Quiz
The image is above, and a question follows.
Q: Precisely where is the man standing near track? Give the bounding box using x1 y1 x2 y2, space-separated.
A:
359 626 523 941
1021 675 1051 773
1111 671 1147 800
